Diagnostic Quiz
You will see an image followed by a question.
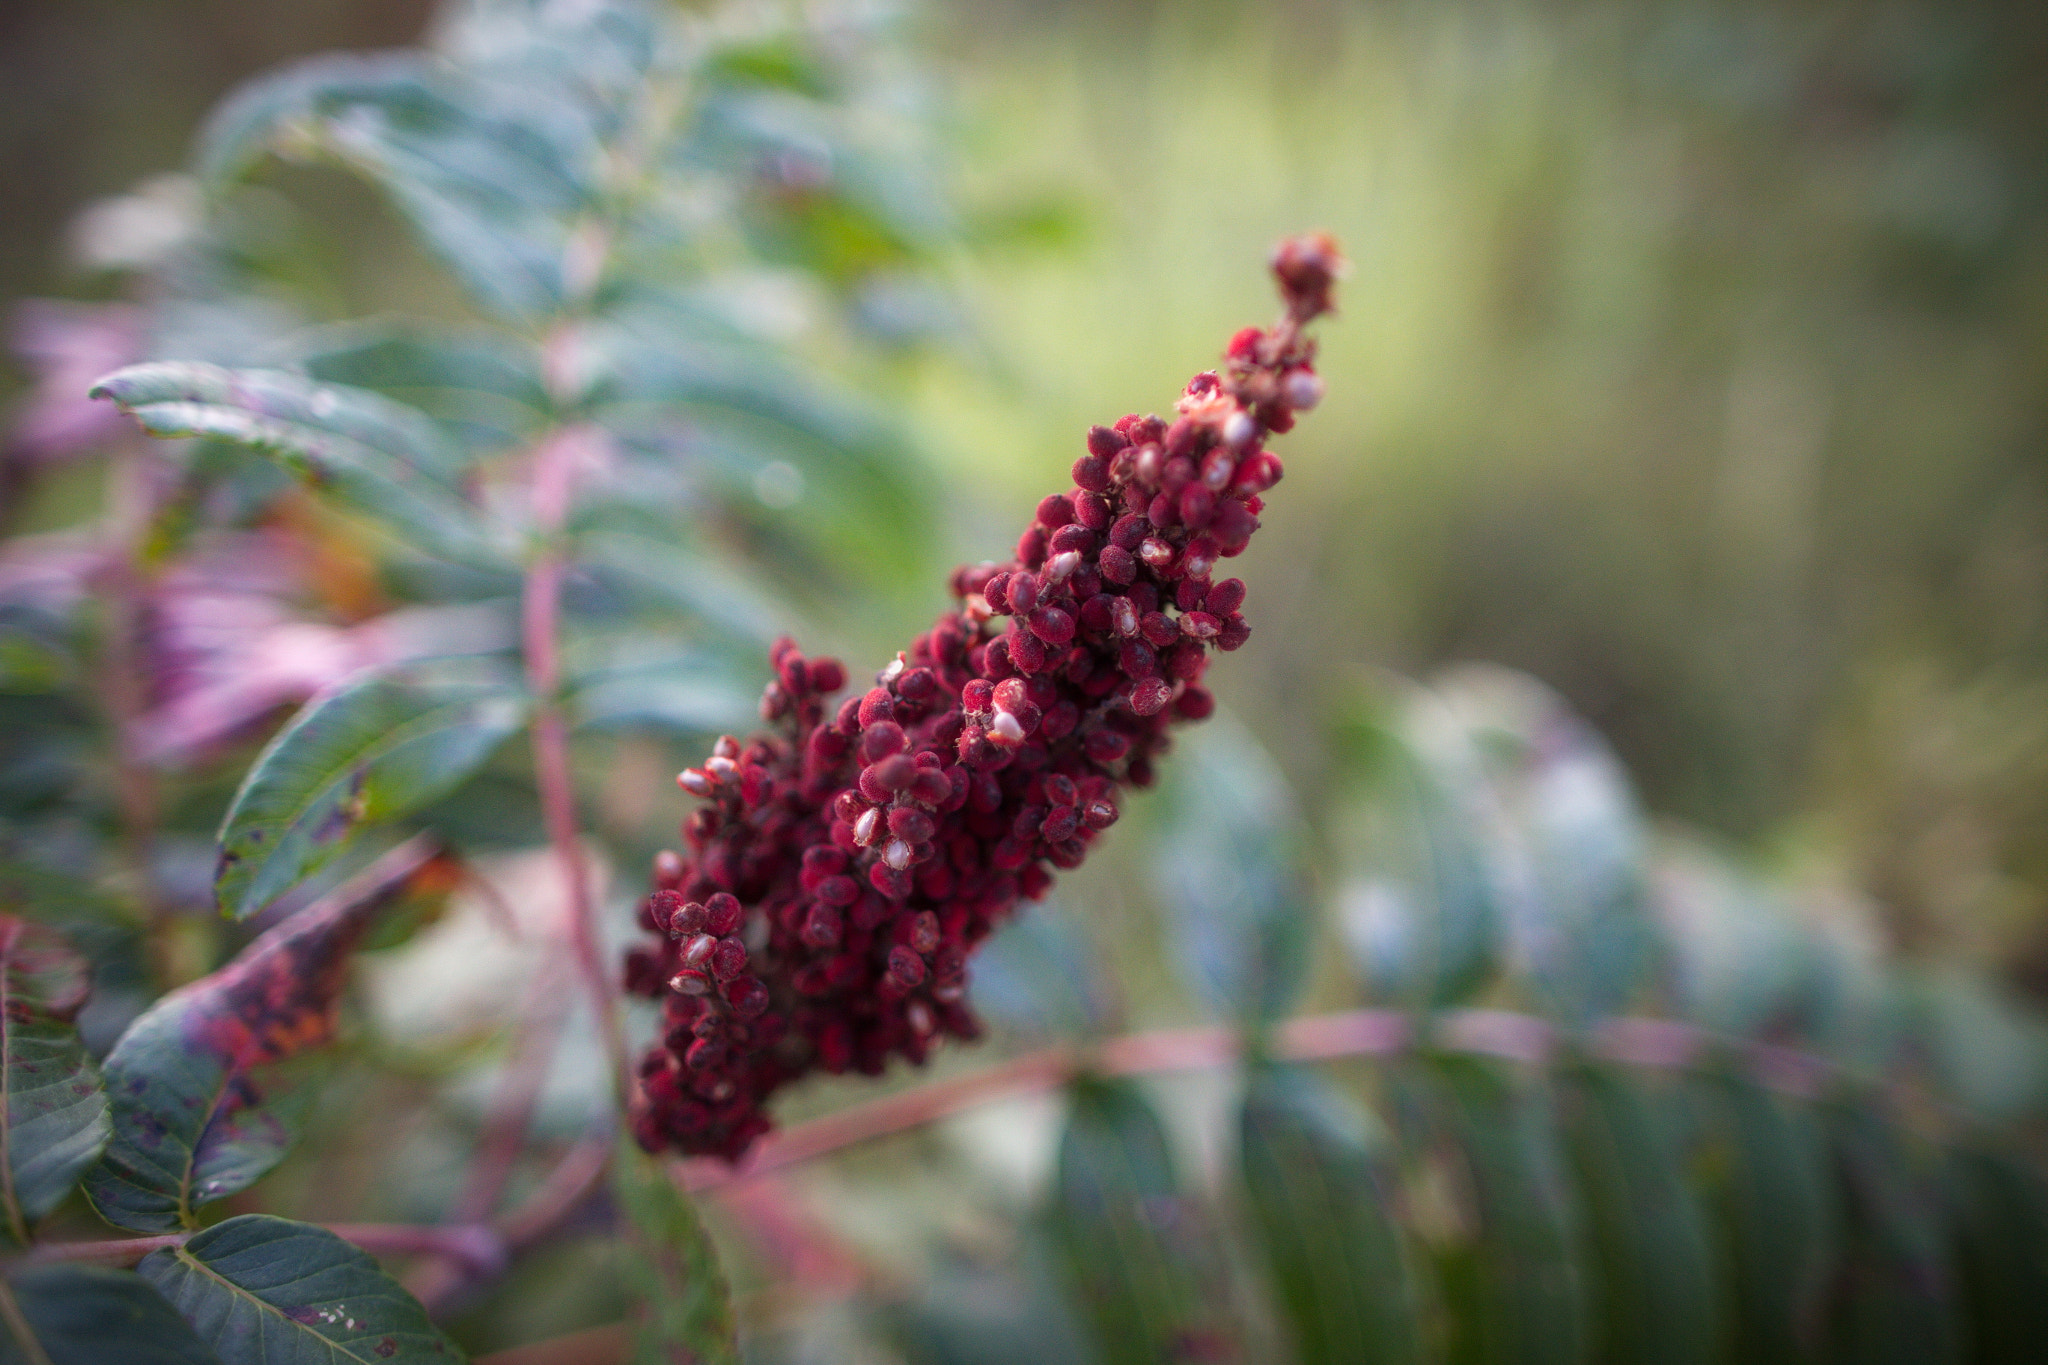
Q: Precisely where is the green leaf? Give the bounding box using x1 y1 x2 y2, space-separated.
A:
971 902 1112 1041
198 54 582 321
290 322 552 458
1825 1109 1961 1365
587 316 933 581
1555 1063 1717 1365
137 1215 464 1363
90 363 500 567
1153 715 1311 1025
85 844 441 1233
214 664 526 921
1438 668 1659 1023
1239 1064 1422 1365
579 531 797 648
885 1246 1098 1365
0 918 110 1246
1687 1072 1835 1365
1047 1077 1240 1364
1652 839 1829 1039
0 1265 220 1365
1946 1147 2048 1365
559 636 755 738
1329 682 1506 1010
1423 1057 1589 1365
612 1141 738 1365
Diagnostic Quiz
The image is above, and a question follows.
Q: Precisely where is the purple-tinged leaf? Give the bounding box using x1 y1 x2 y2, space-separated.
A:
83 841 449 1233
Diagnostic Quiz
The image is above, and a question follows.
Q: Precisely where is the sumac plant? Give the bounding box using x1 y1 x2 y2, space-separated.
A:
0 2 2045 1364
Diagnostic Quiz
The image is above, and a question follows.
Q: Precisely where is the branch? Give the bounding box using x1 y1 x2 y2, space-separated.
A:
26 1223 504 1272
522 424 630 1106
449 957 577 1226
681 1006 1841 1190
409 1130 615 1313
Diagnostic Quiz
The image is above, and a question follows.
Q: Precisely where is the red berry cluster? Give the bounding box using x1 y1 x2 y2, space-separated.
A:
624 234 1343 1160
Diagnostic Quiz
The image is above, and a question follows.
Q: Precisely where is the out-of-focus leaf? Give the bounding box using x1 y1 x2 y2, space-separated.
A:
0 917 109 1245
1048 1078 1240 1364
579 531 796 648
1239 1064 1422 1365
1825 1108 1961 1365
198 53 581 321
1330 681 1506 1009
290 322 551 457
885 1241 1098 1365
1913 966 2048 1125
588 316 932 578
700 32 834 99
1555 1063 1717 1365
85 843 440 1232
1688 1071 1835 1365
1946 1147 2048 1365
90 363 499 566
137 1214 463 1363
613 1142 738 1365
560 636 755 738
1153 715 1310 1025
1652 838 1826 1038
1425 1057 1589 1365
0 631 67 696
408 770 547 854
213 663 526 920
1439 667 1661 1023
971 902 1112 1041
0 1265 220 1365
686 85 949 283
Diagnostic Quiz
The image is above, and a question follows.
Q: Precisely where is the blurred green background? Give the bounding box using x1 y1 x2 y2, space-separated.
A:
6 0 2046 992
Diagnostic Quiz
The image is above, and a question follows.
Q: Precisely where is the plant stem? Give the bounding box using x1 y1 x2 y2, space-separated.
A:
680 1006 1842 1190
95 443 179 985
409 1130 614 1314
522 425 630 1107
23 1224 501 1271
449 957 577 1226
